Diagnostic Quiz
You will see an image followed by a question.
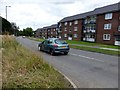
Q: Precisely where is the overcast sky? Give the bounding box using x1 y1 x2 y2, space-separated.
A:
0 0 119 30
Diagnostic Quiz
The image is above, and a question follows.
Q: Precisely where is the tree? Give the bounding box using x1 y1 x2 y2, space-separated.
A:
1 17 13 35
22 27 33 36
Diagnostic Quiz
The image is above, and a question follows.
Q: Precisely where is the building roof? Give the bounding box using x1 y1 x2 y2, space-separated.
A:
59 11 94 22
94 2 119 15
43 24 57 29
49 24 57 28
59 2 119 23
36 24 57 32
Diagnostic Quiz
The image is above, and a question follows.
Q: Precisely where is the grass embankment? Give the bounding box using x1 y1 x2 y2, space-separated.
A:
2 36 72 88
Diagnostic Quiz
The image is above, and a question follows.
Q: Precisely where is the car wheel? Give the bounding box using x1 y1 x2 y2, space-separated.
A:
50 49 54 55
64 52 68 55
38 46 41 51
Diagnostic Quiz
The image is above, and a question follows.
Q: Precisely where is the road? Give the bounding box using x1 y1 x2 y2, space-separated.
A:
16 36 118 88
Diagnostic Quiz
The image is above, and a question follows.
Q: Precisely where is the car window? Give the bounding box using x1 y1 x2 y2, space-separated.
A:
41 41 44 44
44 40 48 45
55 39 67 44
48 40 53 44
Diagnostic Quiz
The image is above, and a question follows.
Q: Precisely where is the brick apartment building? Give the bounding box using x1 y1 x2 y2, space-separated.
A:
35 24 58 39
58 2 120 45
35 2 120 45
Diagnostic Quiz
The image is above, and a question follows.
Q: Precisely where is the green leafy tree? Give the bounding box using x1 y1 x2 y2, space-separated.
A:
1 17 13 35
22 27 33 36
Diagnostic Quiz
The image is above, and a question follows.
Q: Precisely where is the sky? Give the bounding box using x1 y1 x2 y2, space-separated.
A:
0 0 119 31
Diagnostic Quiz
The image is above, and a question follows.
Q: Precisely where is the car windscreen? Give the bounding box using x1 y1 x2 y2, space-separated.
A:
55 39 67 44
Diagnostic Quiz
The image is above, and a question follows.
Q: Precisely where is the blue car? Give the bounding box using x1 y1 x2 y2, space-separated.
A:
38 38 70 55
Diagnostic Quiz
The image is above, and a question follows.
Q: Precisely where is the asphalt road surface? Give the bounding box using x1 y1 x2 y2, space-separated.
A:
16 36 118 88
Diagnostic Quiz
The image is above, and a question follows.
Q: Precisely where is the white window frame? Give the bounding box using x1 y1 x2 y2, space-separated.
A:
104 23 112 30
105 13 113 20
74 27 78 31
64 34 67 37
74 20 78 24
54 29 56 31
64 27 67 31
103 34 111 40
59 23 61 27
118 26 120 31
69 22 72 26
64 22 67 26
74 34 77 38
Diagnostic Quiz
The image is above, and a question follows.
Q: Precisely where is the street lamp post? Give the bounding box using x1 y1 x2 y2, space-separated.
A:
5 6 11 20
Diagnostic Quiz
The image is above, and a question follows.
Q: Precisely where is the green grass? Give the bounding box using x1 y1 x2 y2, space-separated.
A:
28 37 44 42
29 37 119 49
66 40 119 49
70 45 119 56
28 37 119 56
2 35 72 88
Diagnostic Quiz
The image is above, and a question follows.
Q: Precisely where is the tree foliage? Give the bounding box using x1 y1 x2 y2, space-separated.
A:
1 17 13 34
19 27 33 36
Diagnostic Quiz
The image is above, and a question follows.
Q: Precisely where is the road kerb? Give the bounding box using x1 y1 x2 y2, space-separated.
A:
53 67 78 89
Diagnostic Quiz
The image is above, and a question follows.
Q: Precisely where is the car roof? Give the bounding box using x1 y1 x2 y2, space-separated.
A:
47 38 59 40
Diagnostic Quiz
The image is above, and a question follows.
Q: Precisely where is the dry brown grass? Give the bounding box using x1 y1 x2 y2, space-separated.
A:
2 35 72 88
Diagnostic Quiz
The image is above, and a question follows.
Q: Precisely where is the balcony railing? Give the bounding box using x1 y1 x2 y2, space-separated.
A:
83 29 96 33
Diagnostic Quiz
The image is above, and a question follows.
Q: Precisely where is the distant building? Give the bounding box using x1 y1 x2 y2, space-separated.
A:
35 24 58 39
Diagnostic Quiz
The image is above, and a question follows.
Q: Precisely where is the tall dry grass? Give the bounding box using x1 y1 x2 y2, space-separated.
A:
2 35 72 88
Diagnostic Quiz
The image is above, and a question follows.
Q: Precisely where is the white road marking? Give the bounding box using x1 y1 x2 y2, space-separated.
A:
70 53 104 62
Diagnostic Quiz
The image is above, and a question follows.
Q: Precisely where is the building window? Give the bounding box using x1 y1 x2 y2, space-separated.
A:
105 13 112 20
74 27 78 31
51 32 53 34
64 22 67 26
69 22 72 26
74 20 78 24
59 23 61 27
104 23 112 30
64 27 67 31
69 29 72 32
74 34 77 38
118 26 120 31
64 34 67 37
103 34 111 40
54 29 56 31
116 37 120 41
84 19 87 24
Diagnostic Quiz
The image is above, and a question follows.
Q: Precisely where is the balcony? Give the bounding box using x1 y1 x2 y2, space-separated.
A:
89 30 95 33
83 19 96 25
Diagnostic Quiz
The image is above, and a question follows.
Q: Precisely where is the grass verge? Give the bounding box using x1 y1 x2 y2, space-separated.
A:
66 40 119 49
28 37 119 56
70 45 119 56
28 37 44 42
2 35 72 88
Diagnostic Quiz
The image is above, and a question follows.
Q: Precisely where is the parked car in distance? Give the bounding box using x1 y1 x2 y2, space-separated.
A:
38 38 70 55
22 36 26 38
